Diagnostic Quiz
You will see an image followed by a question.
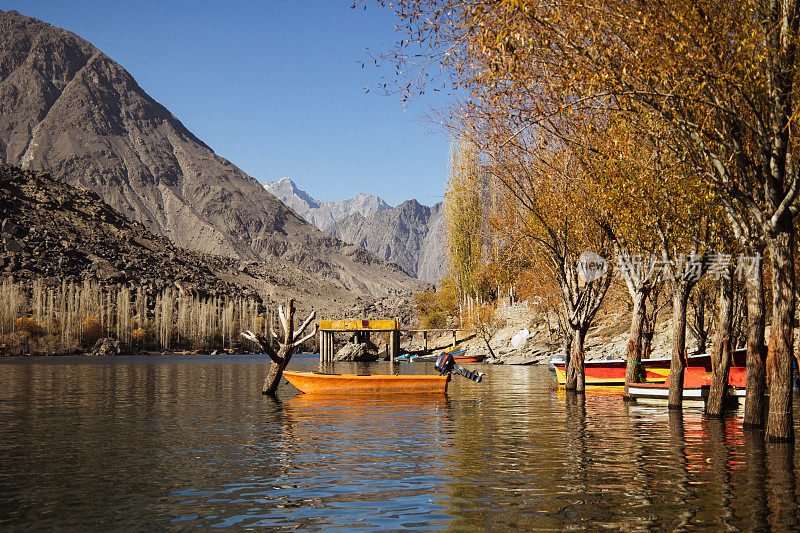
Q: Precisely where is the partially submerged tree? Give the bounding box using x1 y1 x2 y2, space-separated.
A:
486 136 613 392
706 270 735 416
242 298 317 395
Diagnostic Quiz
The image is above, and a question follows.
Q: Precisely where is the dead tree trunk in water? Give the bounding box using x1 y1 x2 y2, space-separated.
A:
242 298 317 395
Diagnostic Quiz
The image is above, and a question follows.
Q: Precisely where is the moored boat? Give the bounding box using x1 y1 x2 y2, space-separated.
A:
627 367 740 407
409 354 438 362
552 349 747 386
453 353 486 363
410 348 466 363
627 368 711 407
553 363 669 385
283 370 450 394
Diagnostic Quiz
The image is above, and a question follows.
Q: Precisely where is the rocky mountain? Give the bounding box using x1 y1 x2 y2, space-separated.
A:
263 177 391 231
327 199 448 283
0 10 425 300
0 164 422 322
0 164 260 297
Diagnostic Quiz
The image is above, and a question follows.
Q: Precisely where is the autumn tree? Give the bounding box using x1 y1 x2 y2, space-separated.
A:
445 138 484 303
370 0 798 441
482 132 613 392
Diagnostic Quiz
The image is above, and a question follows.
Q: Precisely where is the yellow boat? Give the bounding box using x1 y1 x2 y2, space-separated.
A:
283 371 450 394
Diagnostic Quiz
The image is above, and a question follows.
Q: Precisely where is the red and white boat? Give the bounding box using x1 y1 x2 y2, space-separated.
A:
627 366 746 406
552 349 746 386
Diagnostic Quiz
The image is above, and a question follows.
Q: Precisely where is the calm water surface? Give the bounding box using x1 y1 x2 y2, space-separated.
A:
0 355 798 531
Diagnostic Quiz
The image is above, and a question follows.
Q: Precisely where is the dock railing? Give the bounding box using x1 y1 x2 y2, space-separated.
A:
318 320 474 363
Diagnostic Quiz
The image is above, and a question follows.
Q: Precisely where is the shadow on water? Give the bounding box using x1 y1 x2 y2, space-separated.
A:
0 356 798 530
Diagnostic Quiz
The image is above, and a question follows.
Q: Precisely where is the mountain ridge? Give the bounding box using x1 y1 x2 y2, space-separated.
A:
0 9 426 299
327 199 448 283
263 177 392 230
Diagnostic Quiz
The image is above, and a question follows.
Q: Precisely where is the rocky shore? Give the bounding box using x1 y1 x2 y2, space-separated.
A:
402 302 684 366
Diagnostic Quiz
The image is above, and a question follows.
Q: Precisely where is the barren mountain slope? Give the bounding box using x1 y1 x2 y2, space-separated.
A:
0 164 422 321
328 199 447 282
0 10 424 298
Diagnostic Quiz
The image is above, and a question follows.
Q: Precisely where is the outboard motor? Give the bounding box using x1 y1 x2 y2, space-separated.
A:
435 352 484 383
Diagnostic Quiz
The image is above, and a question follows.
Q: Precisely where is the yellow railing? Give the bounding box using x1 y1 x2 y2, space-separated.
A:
319 319 398 331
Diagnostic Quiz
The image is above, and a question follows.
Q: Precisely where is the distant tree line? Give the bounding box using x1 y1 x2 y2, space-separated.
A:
0 277 268 355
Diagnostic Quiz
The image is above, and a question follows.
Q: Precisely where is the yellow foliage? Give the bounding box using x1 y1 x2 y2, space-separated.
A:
82 316 103 346
16 317 44 336
131 327 146 344
414 280 460 329
446 138 484 299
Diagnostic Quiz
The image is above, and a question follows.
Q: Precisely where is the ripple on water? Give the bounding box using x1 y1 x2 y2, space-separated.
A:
0 356 797 530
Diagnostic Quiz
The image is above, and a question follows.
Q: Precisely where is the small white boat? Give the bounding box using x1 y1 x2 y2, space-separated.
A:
627 367 711 407
628 367 742 408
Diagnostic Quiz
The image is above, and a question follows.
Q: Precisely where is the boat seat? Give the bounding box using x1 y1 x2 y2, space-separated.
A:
728 367 747 388
664 367 711 388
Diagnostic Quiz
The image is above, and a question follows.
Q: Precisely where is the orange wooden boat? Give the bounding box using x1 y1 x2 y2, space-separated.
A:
283 371 450 394
453 354 486 363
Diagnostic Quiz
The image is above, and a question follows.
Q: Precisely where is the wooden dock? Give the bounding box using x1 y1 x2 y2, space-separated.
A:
318 320 471 363
319 319 401 363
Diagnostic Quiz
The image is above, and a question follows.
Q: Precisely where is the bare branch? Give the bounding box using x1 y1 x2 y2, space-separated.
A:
293 311 317 342
241 330 280 363
294 324 319 348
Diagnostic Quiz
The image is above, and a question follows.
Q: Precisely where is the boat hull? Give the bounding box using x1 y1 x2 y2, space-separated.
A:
283 371 449 394
627 383 709 407
553 365 669 385
626 367 740 407
453 354 485 363
552 350 748 386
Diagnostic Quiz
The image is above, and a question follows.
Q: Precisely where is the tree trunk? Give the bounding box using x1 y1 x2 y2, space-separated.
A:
667 287 690 409
693 296 707 354
766 225 795 442
707 276 733 417
624 289 648 399
563 328 573 371
642 332 653 360
262 346 290 394
744 258 767 427
565 326 586 392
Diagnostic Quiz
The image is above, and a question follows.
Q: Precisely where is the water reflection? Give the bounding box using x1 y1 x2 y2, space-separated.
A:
767 441 797 530
0 356 797 530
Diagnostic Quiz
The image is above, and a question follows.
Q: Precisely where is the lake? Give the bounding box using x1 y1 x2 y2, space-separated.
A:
0 355 798 530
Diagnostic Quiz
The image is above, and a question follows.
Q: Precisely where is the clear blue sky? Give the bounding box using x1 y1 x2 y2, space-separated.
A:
4 1 453 207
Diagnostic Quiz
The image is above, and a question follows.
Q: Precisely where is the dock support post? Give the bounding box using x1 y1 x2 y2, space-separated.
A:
319 330 335 363
389 328 399 363
423 331 428 352
452 330 457 347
